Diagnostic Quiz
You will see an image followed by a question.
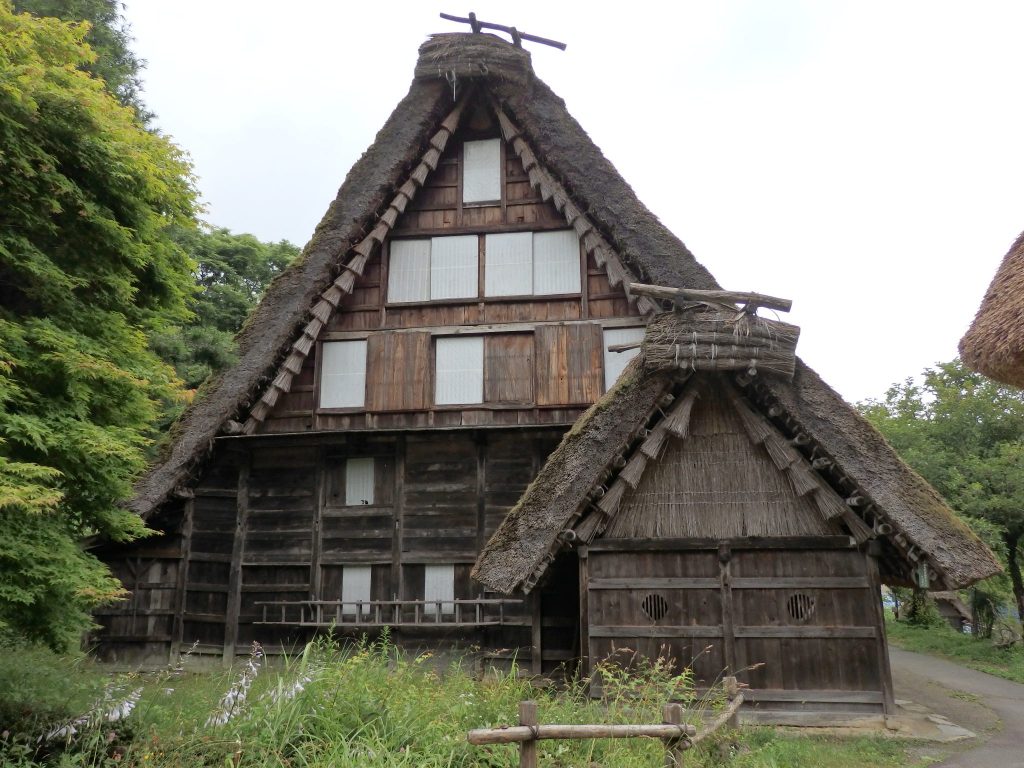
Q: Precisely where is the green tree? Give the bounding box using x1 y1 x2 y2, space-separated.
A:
12 0 150 119
152 228 298 393
0 3 197 649
860 360 1024 625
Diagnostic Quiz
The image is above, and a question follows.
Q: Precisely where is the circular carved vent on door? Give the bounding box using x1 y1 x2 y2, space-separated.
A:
787 593 816 622
641 593 669 622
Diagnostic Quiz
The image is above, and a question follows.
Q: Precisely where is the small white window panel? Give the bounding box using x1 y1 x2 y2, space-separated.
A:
435 336 484 405
430 235 478 300
344 457 375 506
341 565 372 616
603 327 645 392
320 340 367 408
484 232 533 297
533 230 581 295
462 138 502 203
423 564 455 615
388 239 431 302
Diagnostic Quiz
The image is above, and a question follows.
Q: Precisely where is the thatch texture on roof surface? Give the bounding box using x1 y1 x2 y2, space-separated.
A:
759 361 1001 589
960 229 1024 387
471 359 673 594
129 32 714 517
475 354 1001 593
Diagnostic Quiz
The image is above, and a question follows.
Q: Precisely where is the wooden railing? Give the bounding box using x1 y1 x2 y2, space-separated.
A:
253 598 527 628
467 677 744 767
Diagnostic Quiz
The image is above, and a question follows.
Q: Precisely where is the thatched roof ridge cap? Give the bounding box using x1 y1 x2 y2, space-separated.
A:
415 32 534 83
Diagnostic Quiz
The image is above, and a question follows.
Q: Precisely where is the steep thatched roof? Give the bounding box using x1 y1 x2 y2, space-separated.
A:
960 229 1024 386
130 32 714 517
474 350 1001 594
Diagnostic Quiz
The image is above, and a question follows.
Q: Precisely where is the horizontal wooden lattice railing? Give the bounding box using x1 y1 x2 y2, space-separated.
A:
253 598 528 628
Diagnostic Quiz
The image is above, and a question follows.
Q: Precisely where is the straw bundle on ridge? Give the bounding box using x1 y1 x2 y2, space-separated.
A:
640 309 800 380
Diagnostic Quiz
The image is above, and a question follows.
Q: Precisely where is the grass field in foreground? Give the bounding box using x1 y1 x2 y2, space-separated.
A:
0 634 925 767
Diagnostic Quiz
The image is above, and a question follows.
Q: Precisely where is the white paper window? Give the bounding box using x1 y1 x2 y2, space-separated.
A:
435 336 484 405
344 457 374 506
388 239 431 302
533 230 581 295
320 340 367 408
603 327 645 391
484 232 533 296
341 565 372 616
423 564 455 615
463 138 501 203
430 235 478 299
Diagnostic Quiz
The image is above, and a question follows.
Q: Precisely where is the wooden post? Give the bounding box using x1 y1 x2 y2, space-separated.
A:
866 540 896 713
169 497 194 661
309 447 326 602
519 700 538 768
530 591 543 675
718 545 736 674
578 546 590 676
391 436 405 599
724 676 740 729
662 702 684 767
223 457 250 666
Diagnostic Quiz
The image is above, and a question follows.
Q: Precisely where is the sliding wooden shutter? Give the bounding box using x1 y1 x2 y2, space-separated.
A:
535 324 603 406
366 331 431 411
484 334 534 404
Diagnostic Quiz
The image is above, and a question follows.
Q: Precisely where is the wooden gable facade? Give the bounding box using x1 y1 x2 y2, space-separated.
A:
92 39 651 667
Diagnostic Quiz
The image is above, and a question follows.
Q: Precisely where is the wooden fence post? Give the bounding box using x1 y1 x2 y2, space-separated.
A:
662 702 684 767
519 700 538 768
724 676 740 729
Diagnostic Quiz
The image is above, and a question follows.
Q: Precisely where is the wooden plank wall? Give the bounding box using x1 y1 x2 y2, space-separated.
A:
94 429 564 660
583 540 888 713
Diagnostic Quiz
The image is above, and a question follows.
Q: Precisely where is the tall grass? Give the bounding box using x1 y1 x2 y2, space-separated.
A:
0 634 918 767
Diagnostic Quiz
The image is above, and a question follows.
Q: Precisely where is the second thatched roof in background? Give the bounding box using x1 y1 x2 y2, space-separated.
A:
960 229 1024 386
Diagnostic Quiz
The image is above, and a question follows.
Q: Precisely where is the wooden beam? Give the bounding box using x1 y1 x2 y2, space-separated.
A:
628 283 793 313
719 545 736 675
169 498 194 660
866 546 897 713
587 536 856 552
223 457 251 665
309 448 325 602
531 591 543 675
391 436 405 599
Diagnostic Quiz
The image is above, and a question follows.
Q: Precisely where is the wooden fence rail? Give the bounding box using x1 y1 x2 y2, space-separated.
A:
467 677 744 767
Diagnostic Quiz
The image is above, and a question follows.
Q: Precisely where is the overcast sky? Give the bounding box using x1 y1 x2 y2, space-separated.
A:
123 1 1024 403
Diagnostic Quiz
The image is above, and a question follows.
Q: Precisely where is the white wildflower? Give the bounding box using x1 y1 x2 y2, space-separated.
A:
206 641 263 727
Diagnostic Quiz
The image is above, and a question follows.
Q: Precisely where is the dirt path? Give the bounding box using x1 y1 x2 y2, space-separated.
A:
889 646 1024 767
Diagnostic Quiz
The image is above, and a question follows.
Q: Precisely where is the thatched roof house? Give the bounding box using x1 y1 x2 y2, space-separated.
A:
97 31 999 717
960 229 1024 386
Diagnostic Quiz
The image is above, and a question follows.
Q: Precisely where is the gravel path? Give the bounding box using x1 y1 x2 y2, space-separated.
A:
889 646 1024 767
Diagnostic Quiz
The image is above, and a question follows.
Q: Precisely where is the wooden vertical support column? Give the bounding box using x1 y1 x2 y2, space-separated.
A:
519 700 538 768
866 539 896 713
391 436 406 599
475 432 487 561
309 447 326 601
578 545 590 675
223 456 251 666
531 590 543 675
170 496 195 660
662 702 684 767
718 545 736 674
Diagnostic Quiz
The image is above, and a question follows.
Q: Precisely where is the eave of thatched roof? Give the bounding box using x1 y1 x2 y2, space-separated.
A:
960 229 1024 387
758 362 1001 590
130 32 713 518
475 352 1001 594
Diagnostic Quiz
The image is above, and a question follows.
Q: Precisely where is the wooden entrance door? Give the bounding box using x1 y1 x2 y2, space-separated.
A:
581 537 892 715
